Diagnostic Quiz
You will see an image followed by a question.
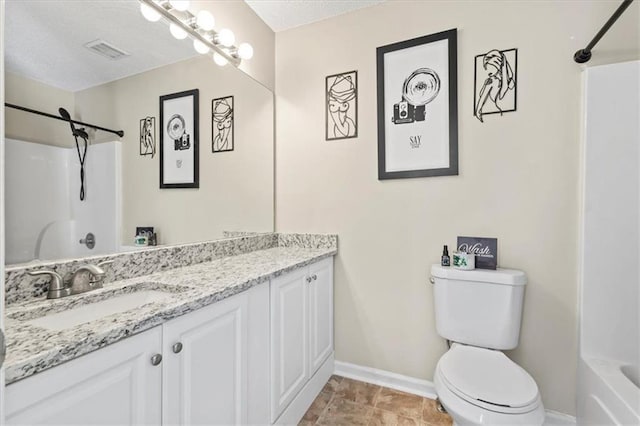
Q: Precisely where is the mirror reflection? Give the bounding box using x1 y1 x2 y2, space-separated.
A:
4 0 274 265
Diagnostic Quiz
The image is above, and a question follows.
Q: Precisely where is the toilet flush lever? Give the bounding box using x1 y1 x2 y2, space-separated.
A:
429 277 435 284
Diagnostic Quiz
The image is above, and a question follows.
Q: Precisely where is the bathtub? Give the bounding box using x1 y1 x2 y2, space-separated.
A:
578 357 640 425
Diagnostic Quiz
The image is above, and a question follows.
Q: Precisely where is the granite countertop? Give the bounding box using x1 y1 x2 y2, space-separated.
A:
4 246 336 385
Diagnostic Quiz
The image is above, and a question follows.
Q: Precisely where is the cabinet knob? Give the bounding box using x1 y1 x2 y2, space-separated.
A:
150 354 163 366
172 342 183 354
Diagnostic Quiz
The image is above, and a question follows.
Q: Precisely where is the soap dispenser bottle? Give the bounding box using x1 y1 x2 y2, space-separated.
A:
441 245 450 267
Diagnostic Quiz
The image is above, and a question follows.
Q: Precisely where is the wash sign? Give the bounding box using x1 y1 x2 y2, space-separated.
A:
457 236 497 270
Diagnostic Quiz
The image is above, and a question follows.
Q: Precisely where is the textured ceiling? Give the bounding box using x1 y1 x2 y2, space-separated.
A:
5 0 199 92
244 0 385 32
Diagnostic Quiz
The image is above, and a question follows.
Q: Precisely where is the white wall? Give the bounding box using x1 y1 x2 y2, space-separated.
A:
4 72 75 148
275 0 640 415
581 61 639 365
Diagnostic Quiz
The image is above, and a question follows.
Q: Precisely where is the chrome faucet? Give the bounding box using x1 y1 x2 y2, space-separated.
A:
28 260 114 299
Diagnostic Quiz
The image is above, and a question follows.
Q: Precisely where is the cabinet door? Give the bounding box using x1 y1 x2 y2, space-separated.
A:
308 257 334 375
270 267 309 422
163 292 248 426
5 327 162 425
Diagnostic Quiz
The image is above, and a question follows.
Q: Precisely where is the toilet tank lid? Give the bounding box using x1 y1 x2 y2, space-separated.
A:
431 265 527 286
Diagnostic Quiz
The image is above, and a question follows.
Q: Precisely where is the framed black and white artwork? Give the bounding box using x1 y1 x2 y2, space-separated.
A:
474 48 517 122
159 89 199 189
139 116 156 158
376 29 458 180
212 95 234 153
326 70 357 140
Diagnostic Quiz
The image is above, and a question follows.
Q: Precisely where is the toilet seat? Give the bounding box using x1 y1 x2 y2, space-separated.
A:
438 344 540 414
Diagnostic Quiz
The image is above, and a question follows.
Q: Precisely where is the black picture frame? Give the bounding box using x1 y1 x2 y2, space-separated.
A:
212 95 234 153
376 29 458 180
139 116 156 158
326 70 358 141
159 89 199 189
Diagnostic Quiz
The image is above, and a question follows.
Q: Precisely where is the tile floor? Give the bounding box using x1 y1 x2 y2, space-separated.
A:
300 375 453 426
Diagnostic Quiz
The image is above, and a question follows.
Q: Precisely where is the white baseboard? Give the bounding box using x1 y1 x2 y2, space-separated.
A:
334 360 437 399
334 360 576 425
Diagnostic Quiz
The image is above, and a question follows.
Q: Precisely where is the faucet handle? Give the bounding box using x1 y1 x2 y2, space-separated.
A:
28 269 63 282
28 269 70 299
96 260 114 269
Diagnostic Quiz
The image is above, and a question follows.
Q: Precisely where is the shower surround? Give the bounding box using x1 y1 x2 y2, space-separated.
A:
5 139 121 264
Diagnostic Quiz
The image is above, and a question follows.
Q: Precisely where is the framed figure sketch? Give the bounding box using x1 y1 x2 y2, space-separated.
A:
376 29 458 180
159 89 199 189
212 95 234 152
326 70 358 140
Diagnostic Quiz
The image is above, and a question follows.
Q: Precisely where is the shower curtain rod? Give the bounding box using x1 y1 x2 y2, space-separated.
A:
4 103 125 137
574 0 634 63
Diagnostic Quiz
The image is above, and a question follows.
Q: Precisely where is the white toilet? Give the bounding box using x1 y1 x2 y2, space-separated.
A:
430 265 545 426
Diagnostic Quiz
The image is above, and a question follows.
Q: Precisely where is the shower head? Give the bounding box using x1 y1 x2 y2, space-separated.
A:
58 107 88 139
58 107 71 120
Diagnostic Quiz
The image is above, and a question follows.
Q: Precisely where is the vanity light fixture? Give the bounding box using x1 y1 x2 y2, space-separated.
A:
168 0 190 12
169 23 188 40
216 28 235 48
213 52 228 67
138 0 253 67
140 2 161 22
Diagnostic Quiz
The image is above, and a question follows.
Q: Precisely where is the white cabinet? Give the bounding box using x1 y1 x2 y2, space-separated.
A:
308 259 334 375
270 267 310 421
5 327 163 425
5 284 270 426
270 257 334 422
5 257 333 426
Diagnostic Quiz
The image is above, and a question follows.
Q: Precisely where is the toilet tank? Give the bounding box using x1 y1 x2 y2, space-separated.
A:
431 265 527 350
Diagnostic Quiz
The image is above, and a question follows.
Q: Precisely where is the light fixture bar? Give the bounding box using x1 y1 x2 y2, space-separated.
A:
139 0 241 66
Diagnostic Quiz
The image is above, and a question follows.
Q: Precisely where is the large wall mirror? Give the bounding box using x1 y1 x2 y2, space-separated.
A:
3 0 274 265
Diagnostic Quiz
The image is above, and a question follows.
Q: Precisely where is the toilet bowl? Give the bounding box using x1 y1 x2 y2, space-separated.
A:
434 344 545 425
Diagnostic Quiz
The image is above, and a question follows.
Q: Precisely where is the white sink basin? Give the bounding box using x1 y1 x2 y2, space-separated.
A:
26 290 171 331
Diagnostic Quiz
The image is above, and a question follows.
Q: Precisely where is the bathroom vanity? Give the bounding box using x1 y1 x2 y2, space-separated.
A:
3 233 336 425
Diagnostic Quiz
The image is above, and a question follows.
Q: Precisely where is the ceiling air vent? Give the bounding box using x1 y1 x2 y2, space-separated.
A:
84 39 130 60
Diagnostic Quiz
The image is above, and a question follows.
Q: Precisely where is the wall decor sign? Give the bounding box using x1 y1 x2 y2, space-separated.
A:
212 95 234 153
376 29 458 180
474 48 517 122
139 116 156 158
159 89 199 189
457 236 497 270
325 70 358 140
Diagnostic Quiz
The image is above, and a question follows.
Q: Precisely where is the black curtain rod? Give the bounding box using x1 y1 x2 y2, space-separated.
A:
574 0 634 63
4 103 125 137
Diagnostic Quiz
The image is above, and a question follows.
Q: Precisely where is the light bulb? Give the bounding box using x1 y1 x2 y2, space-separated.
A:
193 39 210 54
140 3 161 22
169 0 190 11
237 43 253 60
213 52 228 66
170 23 188 40
217 29 235 47
196 10 215 31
